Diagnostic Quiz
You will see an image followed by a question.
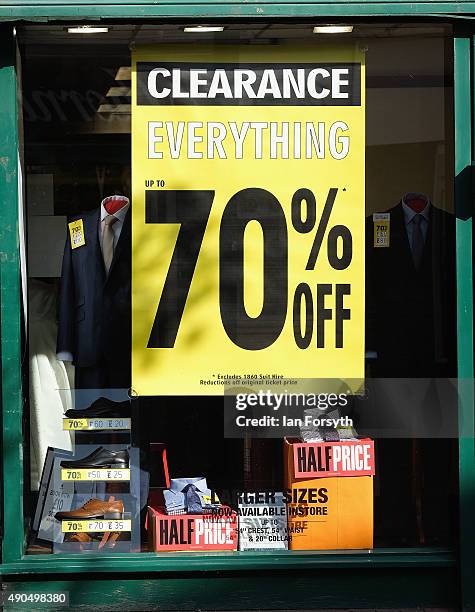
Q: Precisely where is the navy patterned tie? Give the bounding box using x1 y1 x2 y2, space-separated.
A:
183 484 202 514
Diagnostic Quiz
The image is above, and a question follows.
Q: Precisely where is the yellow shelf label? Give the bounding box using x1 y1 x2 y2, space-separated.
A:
61 468 130 481
63 418 131 431
63 419 89 430
62 519 132 533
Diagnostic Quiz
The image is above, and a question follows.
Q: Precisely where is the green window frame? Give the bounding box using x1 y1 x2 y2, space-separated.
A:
0 7 474 610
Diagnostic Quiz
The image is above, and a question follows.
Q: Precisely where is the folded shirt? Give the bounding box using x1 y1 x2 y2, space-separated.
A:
163 476 220 514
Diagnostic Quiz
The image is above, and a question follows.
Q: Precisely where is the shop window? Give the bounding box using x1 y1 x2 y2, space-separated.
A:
20 22 457 555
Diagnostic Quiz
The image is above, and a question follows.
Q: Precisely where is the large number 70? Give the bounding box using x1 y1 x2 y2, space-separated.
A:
145 187 352 351
145 188 288 351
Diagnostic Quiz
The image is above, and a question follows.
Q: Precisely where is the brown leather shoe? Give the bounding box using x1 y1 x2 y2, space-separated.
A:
55 498 124 520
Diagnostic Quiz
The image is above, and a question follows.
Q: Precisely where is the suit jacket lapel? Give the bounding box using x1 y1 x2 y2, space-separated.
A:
106 207 130 282
391 202 414 273
419 205 433 273
83 207 105 280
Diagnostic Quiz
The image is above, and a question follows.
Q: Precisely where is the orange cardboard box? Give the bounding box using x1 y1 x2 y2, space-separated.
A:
284 438 373 550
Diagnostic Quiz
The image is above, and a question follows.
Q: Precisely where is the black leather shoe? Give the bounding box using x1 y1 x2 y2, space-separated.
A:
64 397 131 419
60 446 129 469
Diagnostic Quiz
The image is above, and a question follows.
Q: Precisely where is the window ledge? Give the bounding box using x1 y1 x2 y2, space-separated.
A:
0 547 456 576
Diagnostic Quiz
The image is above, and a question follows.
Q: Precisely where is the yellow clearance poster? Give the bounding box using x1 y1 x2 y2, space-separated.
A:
132 44 365 396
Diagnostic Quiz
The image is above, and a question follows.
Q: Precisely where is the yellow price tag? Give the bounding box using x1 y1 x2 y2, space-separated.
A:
63 418 89 430
62 519 132 533
202 494 220 503
62 417 131 431
61 468 131 481
62 520 86 532
68 219 86 249
373 213 390 248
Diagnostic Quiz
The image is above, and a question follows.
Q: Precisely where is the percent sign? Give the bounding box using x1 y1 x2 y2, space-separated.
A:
291 187 353 351
291 187 353 271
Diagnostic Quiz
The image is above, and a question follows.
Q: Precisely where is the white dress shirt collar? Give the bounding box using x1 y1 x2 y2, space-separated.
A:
100 195 130 222
169 477 209 493
401 194 430 225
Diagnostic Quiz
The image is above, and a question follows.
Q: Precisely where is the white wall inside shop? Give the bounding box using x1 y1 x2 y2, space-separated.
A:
365 35 451 213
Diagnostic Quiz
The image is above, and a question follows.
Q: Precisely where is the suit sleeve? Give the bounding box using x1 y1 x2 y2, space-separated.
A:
56 226 76 359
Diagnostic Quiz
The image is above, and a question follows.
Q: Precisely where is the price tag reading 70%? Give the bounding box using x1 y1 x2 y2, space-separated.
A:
61 468 131 481
145 186 353 350
62 519 132 533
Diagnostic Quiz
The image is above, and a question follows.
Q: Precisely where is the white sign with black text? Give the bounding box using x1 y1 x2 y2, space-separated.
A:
238 491 288 551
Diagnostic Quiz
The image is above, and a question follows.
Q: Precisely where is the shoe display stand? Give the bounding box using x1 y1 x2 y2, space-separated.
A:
53 399 141 553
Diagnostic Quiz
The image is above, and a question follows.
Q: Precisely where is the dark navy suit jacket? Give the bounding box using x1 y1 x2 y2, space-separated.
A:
57 206 131 376
365 202 456 377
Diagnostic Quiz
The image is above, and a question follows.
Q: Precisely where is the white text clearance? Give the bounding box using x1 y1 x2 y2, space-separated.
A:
147 67 351 101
